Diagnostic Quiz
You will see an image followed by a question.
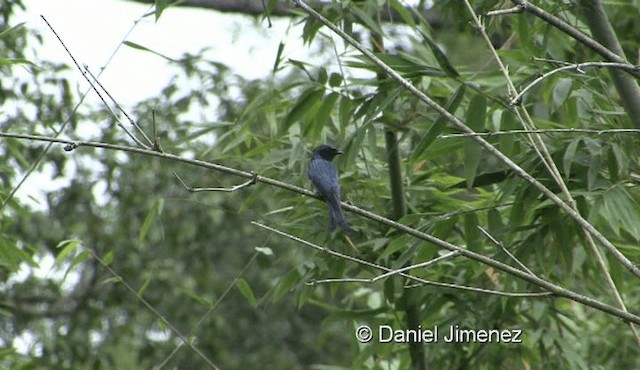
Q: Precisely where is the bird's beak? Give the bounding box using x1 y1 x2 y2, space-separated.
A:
337 149 343 155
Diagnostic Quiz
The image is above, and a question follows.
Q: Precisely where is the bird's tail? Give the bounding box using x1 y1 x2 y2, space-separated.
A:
328 194 353 235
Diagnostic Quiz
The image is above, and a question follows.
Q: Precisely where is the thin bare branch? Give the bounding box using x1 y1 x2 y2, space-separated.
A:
173 171 258 193
439 128 640 139
479 227 537 277
252 222 550 298
486 6 524 16
511 62 640 105
84 66 154 147
40 16 150 149
82 66 150 148
87 248 219 369
153 251 260 370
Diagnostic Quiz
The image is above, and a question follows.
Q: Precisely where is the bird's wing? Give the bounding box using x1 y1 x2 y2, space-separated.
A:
308 158 340 196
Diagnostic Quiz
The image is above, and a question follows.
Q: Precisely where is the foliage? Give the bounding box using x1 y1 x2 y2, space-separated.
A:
1 0 640 369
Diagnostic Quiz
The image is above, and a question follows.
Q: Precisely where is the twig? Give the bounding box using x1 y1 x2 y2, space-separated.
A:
152 110 163 152
486 6 524 16
353 251 461 282
511 62 640 105
173 171 257 193
84 66 154 147
438 128 640 139
87 248 219 369
40 16 150 149
1 12 148 213
478 227 537 277
252 222 549 298
153 251 260 370
260 0 272 27
81 66 150 148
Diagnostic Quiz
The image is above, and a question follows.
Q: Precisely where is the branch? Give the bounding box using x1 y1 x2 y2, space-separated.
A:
252 222 550 298
511 61 640 106
291 0 640 280
129 0 447 28
3 131 640 323
479 227 537 277
508 0 636 68
173 171 257 193
439 128 640 139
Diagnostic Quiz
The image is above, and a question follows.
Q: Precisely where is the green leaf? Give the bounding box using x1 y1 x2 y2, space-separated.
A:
418 28 459 78
587 154 601 191
55 239 81 265
287 59 312 77
0 58 37 68
563 138 580 178
100 277 122 286
0 22 25 39
487 208 504 236
273 269 300 302
379 235 411 260
285 88 324 128
302 17 323 45
598 185 640 240
102 250 114 266
123 41 175 62
338 95 353 130
328 72 343 88
464 94 486 188
498 112 517 157
414 84 466 158
236 278 257 307
464 213 480 251
317 67 328 85
347 53 445 78
137 276 152 297
139 199 164 242
181 288 211 305
610 143 628 178
310 91 339 138
272 42 285 73
351 8 383 35
155 0 170 21
61 250 90 284
69 250 89 271
389 0 415 27
552 78 572 110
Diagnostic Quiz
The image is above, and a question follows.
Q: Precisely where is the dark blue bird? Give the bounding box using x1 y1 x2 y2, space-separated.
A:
308 145 353 235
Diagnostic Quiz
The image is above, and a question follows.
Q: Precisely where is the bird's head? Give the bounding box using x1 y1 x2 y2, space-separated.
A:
312 144 342 161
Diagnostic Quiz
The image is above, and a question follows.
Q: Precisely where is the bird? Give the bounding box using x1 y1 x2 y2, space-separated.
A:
308 144 353 235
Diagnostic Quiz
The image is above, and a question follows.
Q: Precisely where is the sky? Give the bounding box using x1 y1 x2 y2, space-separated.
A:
15 0 309 105
11 0 317 209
